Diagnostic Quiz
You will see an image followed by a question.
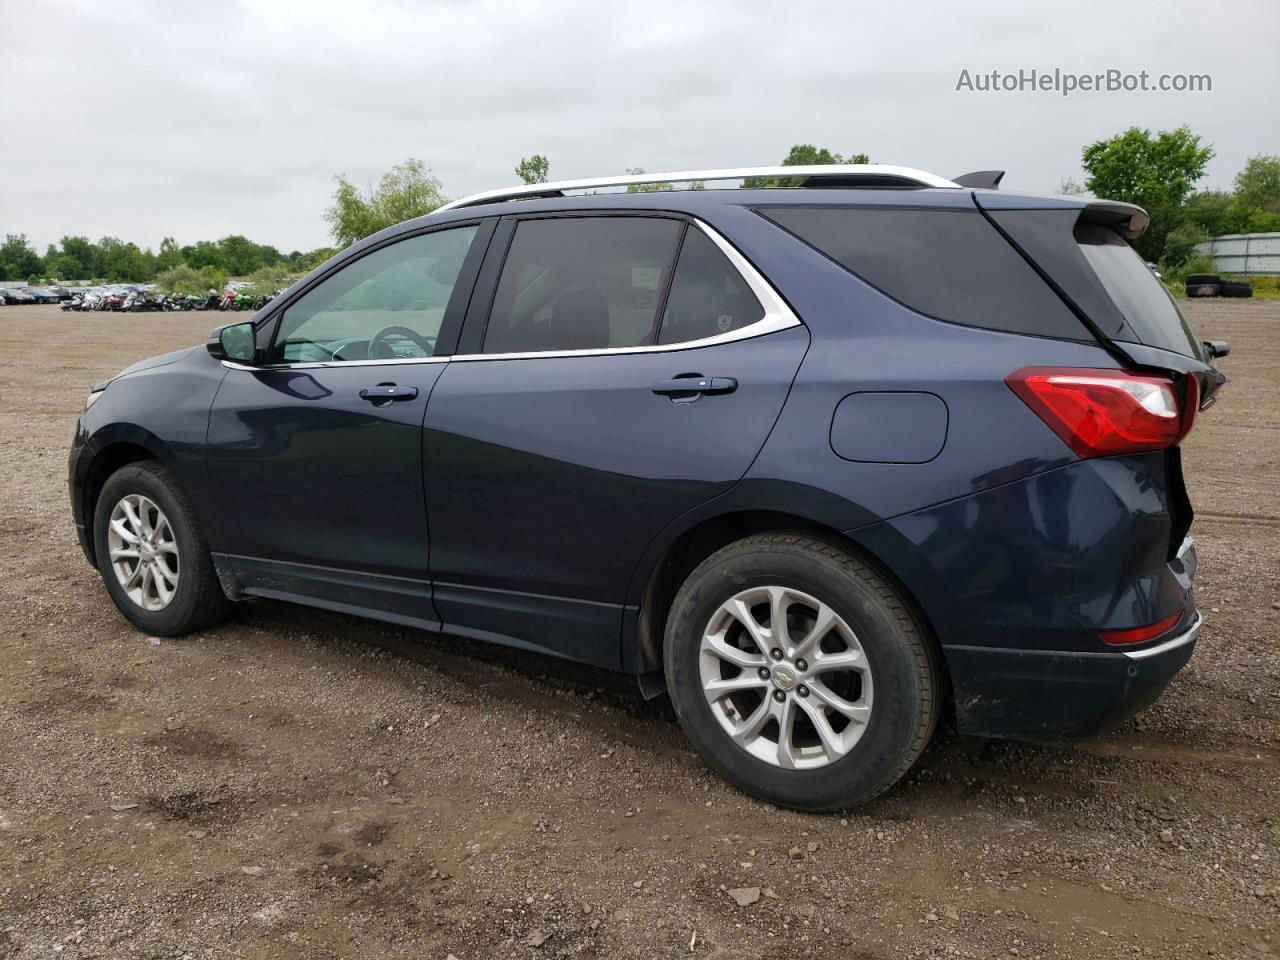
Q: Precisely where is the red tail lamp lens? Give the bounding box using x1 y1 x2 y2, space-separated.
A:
1100 612 1182 646
1006 368 1188 458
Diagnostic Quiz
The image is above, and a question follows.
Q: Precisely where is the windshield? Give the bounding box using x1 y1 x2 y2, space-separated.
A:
1076 223 1203 359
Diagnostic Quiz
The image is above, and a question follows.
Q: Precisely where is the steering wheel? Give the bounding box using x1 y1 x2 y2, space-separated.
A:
367 325 435 360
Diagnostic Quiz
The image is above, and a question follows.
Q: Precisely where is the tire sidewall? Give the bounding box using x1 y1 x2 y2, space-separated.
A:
93 463 204 636
666 541 929 810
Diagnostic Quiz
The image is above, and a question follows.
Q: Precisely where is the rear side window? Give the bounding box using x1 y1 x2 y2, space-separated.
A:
658 228 764 344
760 206 1088 340
483 217 682 353
1075 224 1201 358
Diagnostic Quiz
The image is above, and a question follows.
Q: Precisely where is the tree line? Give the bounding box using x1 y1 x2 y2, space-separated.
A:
0 232 336 286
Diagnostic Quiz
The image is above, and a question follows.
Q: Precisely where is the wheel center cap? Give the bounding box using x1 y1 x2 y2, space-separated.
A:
139 543 155 562
772 664 797 691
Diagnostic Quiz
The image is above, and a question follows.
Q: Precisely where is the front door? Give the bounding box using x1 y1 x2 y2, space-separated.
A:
206 221 490 624
423 214 809 667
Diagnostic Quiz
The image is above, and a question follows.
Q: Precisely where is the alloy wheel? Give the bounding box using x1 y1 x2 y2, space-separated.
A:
699 585 873 770
107 494 180 611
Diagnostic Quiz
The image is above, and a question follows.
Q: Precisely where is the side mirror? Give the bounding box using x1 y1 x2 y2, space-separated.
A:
1202 339 1230 360
207 322 259 364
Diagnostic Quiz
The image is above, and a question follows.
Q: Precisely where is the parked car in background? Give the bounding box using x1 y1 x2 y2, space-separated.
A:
69 165 1227 810
1 287 37 305
22 287 63 304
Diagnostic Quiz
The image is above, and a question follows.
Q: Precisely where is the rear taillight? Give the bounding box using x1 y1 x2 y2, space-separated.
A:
1006 367 1193 458
1100 612 1182 646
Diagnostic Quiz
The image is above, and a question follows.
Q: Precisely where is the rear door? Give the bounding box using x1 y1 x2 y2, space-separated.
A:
422 212 809 668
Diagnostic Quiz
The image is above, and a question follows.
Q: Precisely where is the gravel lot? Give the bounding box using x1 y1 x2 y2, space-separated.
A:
1 301 1276 959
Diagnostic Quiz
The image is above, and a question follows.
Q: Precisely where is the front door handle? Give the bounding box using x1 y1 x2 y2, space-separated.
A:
359 383 419 403
651 376 738 397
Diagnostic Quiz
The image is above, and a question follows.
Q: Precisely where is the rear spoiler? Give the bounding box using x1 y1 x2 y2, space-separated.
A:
953 170 1005 190
1080 200 1149 240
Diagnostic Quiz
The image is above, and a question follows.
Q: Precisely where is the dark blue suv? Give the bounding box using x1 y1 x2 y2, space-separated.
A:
69 166 1226 810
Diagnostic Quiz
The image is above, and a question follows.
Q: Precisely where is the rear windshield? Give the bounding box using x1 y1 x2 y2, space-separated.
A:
1075 224 1202 358
759 206 1089 340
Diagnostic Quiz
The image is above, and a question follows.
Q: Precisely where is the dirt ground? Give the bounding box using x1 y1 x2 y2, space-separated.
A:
1 300 1276 960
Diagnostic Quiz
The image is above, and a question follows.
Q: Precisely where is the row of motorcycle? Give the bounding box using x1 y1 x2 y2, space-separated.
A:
61 289 281 313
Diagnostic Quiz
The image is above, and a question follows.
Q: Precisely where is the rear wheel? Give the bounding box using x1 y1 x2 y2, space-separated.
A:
664 533 939 811
93 461 231 636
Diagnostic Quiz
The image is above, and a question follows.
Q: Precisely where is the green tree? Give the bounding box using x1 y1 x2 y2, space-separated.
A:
0 234 43 280
1160 220 1210 269
156 237 183 272
515 155 550 185
325 159 447 247
216 235 263 276
45 255 82 280
1183 191 1241 237
182 240 225 271
155 264 227 296
1234 154 1280 214
94 237 156 282
1081 126 1213 261
57 236 98 279
242 263 299 297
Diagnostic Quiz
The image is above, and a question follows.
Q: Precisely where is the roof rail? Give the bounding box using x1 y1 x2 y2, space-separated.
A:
436 165 960 213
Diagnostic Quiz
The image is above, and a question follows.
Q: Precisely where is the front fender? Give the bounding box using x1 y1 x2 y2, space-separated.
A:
69 348 228 561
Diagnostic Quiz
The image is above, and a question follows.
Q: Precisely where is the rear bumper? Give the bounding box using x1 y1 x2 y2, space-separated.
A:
944 612 1201 743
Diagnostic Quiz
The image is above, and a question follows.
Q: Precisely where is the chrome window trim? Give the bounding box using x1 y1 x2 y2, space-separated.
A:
220 218 801 372
221 355 449 372
437 164 960 212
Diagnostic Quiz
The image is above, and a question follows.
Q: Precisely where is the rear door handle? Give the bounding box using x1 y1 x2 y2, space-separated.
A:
651 376 737 397
359 384 419 403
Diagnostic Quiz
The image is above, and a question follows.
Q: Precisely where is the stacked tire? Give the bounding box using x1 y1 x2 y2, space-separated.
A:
1185 274 1253 298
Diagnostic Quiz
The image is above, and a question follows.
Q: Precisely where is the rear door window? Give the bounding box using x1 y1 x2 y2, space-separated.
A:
657 228 764 344
482 217 683 353
1075 223 1202 358
759 206 1089 340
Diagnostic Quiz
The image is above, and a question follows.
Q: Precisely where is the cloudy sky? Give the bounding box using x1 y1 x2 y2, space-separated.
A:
2 0 1277 253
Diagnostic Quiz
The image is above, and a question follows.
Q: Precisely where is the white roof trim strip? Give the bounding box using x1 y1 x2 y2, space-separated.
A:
437 165 960 213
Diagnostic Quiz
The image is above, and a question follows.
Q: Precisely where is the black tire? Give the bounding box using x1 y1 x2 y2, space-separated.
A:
1186 283 1220 298
664 533 939 811
1220 281 1253 298
93 461 231 636
1185 273 1220 286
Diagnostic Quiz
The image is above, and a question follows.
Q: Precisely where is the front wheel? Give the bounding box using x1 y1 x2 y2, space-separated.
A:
664 533 939 811
93 461 231 636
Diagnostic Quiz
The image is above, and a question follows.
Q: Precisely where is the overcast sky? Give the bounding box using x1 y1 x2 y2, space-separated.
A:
2 0 1277 253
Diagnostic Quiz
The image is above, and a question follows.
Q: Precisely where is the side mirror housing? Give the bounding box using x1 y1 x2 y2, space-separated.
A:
207 322 259 364
1202 339 1230 360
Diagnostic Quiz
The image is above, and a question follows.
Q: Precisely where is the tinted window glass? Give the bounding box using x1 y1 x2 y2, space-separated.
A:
761 206 1088 340
483 217 682 353
1075 224 1201 358
658 228 764 344
271 225 477 363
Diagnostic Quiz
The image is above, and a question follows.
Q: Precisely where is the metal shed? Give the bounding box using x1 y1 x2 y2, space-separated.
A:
1195 233 1280 275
